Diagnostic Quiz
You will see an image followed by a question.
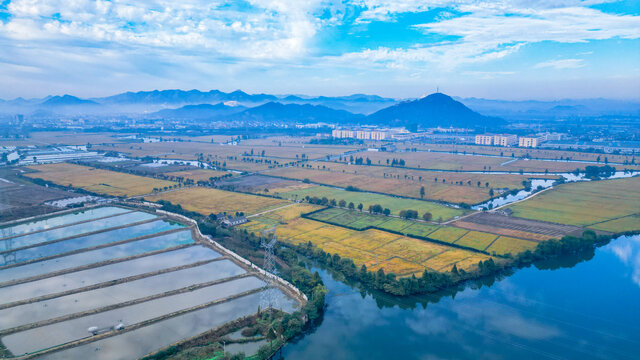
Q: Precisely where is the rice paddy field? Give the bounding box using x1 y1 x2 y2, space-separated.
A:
411 143 639 164
309 161 553 187
242 205 498 275
264 166 502 204
24 163 177 197
354 150 639 173
279 184 467 220
146 186 291 216
302 208 539 255
507 176 640 231
0 206 299 359
95 141 359 163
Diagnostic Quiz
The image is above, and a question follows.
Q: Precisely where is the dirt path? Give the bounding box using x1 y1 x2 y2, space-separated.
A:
247 203 297 218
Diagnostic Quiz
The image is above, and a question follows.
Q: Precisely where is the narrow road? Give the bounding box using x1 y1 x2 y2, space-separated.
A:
247 202 298 218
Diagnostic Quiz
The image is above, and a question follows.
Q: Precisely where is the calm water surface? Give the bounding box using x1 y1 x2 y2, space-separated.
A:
282 234 640 360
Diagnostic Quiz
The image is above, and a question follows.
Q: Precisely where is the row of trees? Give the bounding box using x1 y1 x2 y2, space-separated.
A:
303 196 434 222
293 230 608 297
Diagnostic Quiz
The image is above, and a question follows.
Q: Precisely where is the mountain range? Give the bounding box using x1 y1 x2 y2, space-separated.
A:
146 93 497 128
1 89 638 127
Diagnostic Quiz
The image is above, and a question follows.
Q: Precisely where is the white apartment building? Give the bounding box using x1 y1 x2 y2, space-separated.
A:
332 129 355 138
493 134 518 146
332 129 388 140
519 136 541 148
475 134 494 145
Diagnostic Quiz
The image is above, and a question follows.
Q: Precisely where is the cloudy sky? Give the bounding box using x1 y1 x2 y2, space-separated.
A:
0 0 639 100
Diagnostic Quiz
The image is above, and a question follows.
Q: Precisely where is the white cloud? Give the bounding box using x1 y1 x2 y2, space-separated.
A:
2 0 327 60
534 58 585 69
329 3 640 70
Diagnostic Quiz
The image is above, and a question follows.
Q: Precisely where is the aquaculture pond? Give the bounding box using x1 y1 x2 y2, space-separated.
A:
0 231 195 283
283 234 640 360
0 206 129 238
0 207 301 359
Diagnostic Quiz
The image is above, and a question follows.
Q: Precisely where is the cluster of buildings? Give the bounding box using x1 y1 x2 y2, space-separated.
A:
331 127 413 141
475 134 546 148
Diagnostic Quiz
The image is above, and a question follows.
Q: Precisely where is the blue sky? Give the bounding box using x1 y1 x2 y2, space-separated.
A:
0 0 639 100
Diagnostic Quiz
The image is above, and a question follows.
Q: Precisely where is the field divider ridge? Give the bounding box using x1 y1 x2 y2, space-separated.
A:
0 227 189 272
0 208 136 241
0 216 166 256
0 272 254 337
300 208 497 257
0 256 229 310
15 286 268 360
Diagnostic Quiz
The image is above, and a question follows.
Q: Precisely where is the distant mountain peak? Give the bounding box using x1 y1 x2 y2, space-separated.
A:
41 95 98 106
368 92 504 128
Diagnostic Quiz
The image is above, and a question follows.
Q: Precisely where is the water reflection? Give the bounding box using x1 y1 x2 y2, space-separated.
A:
0 207 128 238
282 234 640 360
605 235 640 287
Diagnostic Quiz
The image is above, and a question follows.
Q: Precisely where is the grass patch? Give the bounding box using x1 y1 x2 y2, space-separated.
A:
427 227 469 244
507 177 640 229
280 184 465 220
454 231 499 251
485 236 538 256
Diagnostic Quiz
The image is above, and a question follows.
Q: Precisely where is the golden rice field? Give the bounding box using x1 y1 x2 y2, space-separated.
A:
241 214 492 276
25 163 176 197
146 187 290 216
165 169 231 182
507 176 640 231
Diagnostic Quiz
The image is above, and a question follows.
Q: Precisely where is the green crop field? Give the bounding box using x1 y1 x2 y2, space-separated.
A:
279 183 467 221
304 208 505 254
426 227 469 244
588 214 640 233
485 236 538 256
507 176 640 231
454 231 499 251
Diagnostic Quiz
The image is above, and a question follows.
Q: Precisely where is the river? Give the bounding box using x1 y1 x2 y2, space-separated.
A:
281 234 640 359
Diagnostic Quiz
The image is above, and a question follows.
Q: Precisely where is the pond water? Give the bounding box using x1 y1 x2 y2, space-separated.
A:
0 231 195 284
282 234 640 360
472 172 638 210
1 219 185 266
0 244 215 304
3 276 267 355
0 207 128 238
0 259 239 331
1 211 157 250
39 290 297 360
472 179 555 210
